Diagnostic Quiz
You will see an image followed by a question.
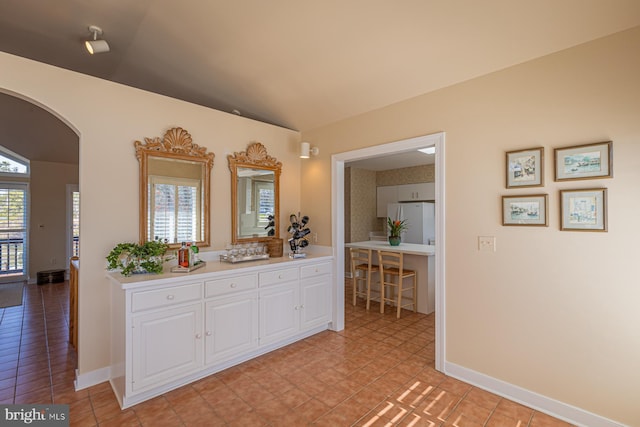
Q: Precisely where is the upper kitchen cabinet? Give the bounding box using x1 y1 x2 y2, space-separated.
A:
376 186 398 217
377 183 435 216
397 182 435 202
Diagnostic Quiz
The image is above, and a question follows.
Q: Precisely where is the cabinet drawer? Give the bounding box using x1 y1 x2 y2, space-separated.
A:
259 267 298 287
300 262 331 279
131 283 202 312
205 274 257 298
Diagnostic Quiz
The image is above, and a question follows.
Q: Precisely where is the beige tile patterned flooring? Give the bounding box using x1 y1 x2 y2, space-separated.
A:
0 280 575 426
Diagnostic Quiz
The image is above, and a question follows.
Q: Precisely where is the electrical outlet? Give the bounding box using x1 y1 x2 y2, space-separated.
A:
313 233 318 243
478 236 496 252
51 257 57 265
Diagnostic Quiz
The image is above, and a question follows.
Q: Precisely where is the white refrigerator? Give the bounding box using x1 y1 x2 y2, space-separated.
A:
387 202 435 245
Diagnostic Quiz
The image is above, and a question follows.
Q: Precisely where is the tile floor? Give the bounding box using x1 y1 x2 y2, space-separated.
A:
0 280 575 426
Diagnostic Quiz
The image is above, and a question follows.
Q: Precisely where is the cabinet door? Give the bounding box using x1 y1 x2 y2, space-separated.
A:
376 186 398 217
398 183 435 201
259 283 299 346
131 303 202 392
205 293 258 365
300 277 331 331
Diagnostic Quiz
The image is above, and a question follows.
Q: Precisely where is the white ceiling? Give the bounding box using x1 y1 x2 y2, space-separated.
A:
1 1 640 164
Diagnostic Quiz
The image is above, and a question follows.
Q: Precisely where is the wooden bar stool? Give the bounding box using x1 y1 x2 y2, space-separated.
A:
377 250 417 318
349 247 379 310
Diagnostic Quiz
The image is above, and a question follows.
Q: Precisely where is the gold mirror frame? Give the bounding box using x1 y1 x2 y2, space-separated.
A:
228 142 282 244
135 127 214 248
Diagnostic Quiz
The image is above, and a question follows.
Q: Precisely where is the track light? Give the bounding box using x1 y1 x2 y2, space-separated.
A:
300 142 319 159
85 25 110 54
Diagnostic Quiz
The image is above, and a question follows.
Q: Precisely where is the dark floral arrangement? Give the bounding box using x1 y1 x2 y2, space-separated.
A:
287 212 310 255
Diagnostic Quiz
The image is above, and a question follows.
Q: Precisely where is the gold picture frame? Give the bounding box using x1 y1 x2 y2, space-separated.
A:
560 188 607 232
506 147 544 188
554 141 612 181
502 194 548 226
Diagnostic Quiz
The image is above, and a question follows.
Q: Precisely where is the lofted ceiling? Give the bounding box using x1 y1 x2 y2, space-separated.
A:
1 1 640 165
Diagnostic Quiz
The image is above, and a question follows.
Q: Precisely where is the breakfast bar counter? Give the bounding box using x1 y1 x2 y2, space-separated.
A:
345 241 435 314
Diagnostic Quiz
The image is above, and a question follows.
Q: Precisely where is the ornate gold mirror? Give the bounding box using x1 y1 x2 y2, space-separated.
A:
228 142 281 244
135 127 214 248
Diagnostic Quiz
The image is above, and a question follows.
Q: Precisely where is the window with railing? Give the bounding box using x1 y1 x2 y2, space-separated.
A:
0 185 27 275
72 191 80 257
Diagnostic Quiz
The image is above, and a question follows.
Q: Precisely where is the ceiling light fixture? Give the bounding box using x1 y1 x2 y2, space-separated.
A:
418 146 436 155
300 142 319 159
85 25 110 54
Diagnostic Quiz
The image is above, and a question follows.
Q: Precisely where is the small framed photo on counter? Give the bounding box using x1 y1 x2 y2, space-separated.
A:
560 188 607 232
554 141 612 181
506 147 544 188
502 194 548 226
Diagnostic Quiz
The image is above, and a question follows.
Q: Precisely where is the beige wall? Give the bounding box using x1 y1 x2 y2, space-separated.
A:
346 167 377 243
0 52 300 376
301 27 640 425
377 164 434 186
29 160 79 275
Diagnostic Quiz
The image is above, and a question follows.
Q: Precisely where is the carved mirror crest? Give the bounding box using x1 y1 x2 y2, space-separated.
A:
228 142 282 244
135 127 214 248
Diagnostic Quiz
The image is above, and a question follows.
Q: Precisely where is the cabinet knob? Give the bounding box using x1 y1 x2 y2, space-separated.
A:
166 294 175 300
278 274 283 279
230 283 237 288
206 331 212 336
195 333 202 339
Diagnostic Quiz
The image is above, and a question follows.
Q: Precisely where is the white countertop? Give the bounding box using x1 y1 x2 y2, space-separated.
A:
345 240 435 256
107 252 333 290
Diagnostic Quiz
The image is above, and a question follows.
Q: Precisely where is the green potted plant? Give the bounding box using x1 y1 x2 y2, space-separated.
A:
387 217 408 246
107 239 170 277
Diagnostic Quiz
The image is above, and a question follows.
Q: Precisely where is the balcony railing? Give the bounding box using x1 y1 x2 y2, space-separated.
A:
73 235 79 258
0 237 24 275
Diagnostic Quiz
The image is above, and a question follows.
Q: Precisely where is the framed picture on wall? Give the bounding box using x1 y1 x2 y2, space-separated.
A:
502 194 548 226
554 141 612 181
506 147 544 188
560 188 607 232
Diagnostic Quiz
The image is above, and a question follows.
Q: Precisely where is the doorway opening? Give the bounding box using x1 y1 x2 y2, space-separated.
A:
331 132 446 371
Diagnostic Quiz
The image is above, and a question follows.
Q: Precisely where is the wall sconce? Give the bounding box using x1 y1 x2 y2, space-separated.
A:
300 142 319 159
85 25 110 54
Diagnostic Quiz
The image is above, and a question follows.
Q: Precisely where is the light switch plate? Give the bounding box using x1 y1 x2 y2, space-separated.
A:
478 236 496 252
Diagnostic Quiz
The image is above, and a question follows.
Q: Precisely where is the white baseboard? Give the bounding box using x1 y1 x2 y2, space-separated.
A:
74 366 111 391
444 362 625 427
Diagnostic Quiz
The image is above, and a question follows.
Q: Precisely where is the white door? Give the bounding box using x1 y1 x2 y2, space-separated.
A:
205 293 258 364
259 283 299 346
300 277 331 331
131 303 202 391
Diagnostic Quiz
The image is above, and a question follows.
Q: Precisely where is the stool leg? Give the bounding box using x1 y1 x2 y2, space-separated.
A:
352 272 357 306
380 276 385 314
365 272 371 311
413 275 417 313
396 278 402 319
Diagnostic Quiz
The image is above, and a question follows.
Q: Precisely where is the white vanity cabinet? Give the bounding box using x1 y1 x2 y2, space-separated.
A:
204 274 258 365
131 302 203 392
299 262 332 330
258 262 331 346
109 255 333 409
129 282 203 393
